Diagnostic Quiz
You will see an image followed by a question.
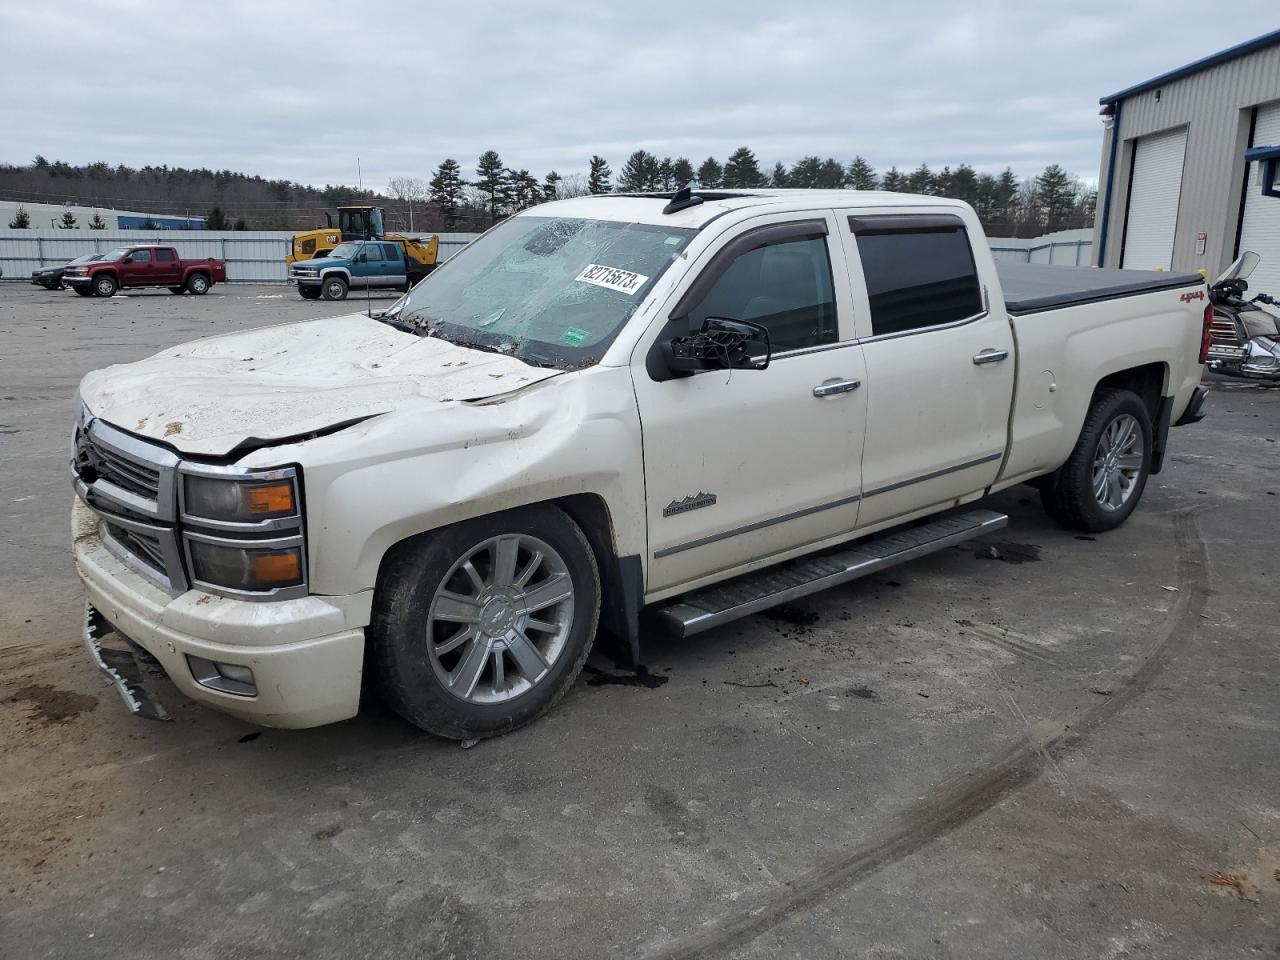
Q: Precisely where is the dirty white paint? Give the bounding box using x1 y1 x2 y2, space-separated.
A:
78 314 561 456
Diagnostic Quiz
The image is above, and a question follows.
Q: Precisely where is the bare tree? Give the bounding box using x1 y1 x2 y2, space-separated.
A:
387 175 429 231
555 173 591 199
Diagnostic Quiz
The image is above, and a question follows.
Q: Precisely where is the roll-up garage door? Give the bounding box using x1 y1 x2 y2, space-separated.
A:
1121 126 1188 271
1237 101 1280 294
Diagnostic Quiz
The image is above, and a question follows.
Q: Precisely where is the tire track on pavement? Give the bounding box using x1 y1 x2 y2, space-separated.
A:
642 511 1208 959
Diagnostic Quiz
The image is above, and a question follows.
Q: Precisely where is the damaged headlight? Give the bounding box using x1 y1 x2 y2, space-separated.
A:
179 465 307 599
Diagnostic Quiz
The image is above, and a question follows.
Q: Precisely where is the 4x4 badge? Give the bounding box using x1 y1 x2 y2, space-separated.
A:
663 492 717 517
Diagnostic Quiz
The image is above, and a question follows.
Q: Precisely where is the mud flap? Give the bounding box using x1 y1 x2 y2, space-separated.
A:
83 602 172 721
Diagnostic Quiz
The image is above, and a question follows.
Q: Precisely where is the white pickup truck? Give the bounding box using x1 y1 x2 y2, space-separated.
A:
71 188 1210 738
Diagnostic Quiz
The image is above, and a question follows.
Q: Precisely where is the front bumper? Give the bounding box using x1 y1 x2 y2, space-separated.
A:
63 274 91 286
73 497 367 728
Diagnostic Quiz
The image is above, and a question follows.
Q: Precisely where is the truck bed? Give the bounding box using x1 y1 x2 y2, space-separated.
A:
998 262 1203 315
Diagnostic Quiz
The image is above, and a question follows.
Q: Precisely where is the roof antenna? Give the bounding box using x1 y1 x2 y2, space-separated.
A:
663 182 705 215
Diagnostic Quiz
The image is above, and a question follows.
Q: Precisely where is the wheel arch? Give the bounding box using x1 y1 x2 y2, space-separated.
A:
369 492 643 666
1092 362 1170 473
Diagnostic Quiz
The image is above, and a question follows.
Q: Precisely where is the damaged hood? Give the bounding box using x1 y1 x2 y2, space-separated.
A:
79 313 561 456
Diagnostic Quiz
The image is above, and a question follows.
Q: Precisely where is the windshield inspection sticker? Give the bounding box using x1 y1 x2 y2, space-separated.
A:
560 326 590 347
575 264 649 295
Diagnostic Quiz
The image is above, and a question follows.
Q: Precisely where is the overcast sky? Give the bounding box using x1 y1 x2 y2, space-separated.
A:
2 1 1275 192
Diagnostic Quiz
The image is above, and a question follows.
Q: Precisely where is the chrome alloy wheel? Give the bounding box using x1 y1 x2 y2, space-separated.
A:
1092 413 1144 512
426 534 575 704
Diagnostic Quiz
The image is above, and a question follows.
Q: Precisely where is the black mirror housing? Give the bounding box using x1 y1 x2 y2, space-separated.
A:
653 317 771 380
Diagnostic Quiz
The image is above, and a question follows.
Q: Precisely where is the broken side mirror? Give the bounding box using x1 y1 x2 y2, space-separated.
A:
657 317 771 378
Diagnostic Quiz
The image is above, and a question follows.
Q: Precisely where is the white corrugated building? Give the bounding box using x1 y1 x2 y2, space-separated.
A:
1093 29 1280 291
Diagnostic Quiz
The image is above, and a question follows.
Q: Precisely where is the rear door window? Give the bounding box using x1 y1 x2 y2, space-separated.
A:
382 243 401 261
850 216 983 336
155 248 176 262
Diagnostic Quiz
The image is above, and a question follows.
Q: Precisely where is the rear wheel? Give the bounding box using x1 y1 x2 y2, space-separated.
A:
369 505 600 739
168 286 185 294
1040 389 1152 532
185 273 210 295
321 276 348 301
93 274 117 298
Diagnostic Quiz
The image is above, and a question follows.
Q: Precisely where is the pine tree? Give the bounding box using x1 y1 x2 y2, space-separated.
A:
139 217 158 230
474 150 507 224
1035 163 1076 232
89 212 107 230
619 150 660 191
696 157 723 188
59 210 78 229
543 170 562 202
907 164 935 195
949 163 978 206
588 155 612 194
8 206 31 228
771 162 789 187
429 158 465 226
816 158 846 189
995 168 1020 223
671 157 695 187
657 157 675 191
508 169 541 210
234 218 248 231
846 156 878 190
205 205 229 230
789 156 821 188
723 146 764 188
880 167 906 192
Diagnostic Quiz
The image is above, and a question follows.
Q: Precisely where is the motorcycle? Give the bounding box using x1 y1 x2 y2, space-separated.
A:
1205 250 1280 380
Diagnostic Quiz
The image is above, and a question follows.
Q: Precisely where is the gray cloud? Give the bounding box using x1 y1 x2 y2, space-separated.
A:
1 0 1272 191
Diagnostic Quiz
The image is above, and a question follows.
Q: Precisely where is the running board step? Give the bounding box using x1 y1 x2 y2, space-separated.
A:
654 509 1008 638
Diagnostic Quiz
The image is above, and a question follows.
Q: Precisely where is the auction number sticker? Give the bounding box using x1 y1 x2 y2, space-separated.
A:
575 264 649 295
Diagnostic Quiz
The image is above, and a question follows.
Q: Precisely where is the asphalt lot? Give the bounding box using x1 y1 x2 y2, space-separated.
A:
1 281 1277 959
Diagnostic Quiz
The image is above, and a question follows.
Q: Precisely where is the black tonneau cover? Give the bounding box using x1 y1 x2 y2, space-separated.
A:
998 262 1203 315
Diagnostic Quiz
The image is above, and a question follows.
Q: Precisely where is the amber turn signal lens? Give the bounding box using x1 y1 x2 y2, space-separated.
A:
250 549 302 585
246 481 295 515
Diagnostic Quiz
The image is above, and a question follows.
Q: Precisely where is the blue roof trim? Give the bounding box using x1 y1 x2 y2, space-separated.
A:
1100 28 1280 105
1245 145 1280 161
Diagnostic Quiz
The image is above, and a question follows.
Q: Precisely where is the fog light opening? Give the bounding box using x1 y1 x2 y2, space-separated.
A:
186 654 258 697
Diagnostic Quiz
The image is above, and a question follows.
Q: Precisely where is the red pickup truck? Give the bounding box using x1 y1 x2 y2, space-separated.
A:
62 245 228 297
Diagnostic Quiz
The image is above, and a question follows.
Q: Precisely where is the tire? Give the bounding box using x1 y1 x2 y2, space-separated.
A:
168 286 185 295
1039 388 1152 532
73 285 93 297
321 275 348 301
185 273 210 295
298 285 321 300
93 274 117 298
369 504 601 739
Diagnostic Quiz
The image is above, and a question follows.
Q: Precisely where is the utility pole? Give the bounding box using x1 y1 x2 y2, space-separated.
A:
357 158 362 192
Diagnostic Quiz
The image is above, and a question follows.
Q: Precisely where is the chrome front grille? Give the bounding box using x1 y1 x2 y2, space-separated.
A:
104 522 166 574
74 412 187 592
90 439 161 500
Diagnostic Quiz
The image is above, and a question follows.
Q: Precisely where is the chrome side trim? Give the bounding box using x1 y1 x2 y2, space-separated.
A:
862 452 1003 499
653 492 863 560
859 309 990 345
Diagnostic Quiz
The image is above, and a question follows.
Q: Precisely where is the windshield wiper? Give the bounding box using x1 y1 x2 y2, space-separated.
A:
377 309 435 337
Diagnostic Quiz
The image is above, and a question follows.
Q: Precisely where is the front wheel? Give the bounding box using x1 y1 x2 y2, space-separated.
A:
1040 389 1152 532
321 276 348 301
93 274 117 297
369 505 601 739
185 273 210 295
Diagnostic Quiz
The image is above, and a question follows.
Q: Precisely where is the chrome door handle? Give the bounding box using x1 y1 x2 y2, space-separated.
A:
973 349 1009 365
813 378 861 397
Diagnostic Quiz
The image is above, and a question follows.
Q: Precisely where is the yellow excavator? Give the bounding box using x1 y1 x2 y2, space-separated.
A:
286 205 440 285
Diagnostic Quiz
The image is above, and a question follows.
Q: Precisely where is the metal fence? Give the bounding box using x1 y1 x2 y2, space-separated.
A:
988 233 1093 265
0 230 478 282
1 227 1094 282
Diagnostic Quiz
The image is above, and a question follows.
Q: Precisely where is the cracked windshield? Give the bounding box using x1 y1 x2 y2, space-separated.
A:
388 216 696 367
